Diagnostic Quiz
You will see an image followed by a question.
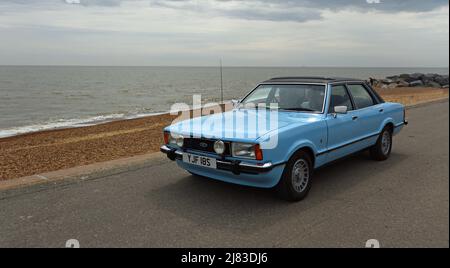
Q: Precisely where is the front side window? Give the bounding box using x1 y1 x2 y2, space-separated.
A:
240 84 326 113
330 85 353 113
347 84 376 109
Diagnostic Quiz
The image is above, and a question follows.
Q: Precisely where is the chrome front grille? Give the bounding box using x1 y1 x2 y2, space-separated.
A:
183 138 231 156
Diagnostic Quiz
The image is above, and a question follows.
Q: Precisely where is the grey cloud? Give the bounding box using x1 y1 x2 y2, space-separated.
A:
283 0 449 13
160 0 449 13
149 0 450 23
0 0 122 7
63 0 122 6
3 0 449 11
150 0 323 23
4 0 444 12
224 8 321 23
0 0 448 66
82 0 121 6
1 0 448 23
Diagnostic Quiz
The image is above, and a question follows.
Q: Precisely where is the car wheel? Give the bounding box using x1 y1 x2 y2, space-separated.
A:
275 150 313 202
370 126 393 161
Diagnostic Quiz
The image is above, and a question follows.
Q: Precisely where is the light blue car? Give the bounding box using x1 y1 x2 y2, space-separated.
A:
161 77 408 201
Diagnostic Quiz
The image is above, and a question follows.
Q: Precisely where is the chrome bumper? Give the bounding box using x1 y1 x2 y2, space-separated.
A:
160 145 275 174
160 145 183 161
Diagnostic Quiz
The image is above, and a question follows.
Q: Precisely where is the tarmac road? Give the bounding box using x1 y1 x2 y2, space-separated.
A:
0 100 448 247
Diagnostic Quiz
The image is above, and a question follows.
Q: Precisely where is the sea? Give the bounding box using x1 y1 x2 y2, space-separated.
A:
0 66 448 138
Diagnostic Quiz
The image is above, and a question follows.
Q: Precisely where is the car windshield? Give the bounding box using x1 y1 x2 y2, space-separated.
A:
239 84 326 113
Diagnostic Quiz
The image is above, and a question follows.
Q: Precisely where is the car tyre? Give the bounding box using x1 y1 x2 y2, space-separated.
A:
370 126 393 161
275 150 313 202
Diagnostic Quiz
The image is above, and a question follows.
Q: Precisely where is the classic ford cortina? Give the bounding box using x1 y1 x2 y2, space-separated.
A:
161 77 407 201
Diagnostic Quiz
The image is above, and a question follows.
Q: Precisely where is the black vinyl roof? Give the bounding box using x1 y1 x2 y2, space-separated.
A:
263 76 365 84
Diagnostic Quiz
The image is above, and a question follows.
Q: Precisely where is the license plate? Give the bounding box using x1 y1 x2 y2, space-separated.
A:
182 153 217 169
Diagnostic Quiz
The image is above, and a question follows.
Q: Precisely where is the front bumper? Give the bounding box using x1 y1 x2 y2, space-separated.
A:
160 145 274 174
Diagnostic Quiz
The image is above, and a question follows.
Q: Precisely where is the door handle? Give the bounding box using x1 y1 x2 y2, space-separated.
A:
379 109 384 113
352 116 358 120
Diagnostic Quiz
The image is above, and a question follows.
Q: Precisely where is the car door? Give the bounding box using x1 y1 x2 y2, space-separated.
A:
325 84 359 161
346 83 383 138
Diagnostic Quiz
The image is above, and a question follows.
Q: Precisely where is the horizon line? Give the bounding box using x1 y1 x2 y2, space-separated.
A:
0 64 449 69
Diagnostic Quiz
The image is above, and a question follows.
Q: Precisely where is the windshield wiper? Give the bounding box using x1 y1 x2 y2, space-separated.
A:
279 107 316 112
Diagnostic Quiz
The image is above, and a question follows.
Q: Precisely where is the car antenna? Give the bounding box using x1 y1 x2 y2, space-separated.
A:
219 58 223 104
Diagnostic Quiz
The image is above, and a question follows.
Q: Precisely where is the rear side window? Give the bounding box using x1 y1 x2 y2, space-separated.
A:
347 84 375 109
330 85 353 112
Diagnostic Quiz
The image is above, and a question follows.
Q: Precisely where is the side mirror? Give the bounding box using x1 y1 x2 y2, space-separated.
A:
334 106 348 114
231 99 240 108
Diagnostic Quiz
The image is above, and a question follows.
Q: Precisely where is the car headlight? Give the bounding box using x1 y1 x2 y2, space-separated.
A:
213 140 225 154
168 133 184 147
231 143 263 160
176 135 184 147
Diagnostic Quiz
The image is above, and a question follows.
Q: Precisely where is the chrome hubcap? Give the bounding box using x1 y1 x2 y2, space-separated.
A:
291 159 309 193
381 131 391 155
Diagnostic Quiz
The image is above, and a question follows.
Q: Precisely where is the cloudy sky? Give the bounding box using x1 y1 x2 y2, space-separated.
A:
0 0 448 67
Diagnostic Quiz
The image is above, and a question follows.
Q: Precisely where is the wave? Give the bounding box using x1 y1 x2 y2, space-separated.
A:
0 111 168 139
0 100 232 139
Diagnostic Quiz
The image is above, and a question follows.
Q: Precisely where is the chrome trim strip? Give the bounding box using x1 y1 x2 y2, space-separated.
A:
160 145 171 152
218 160 274 170
328 80 365 85
316 132 380 156
160 145 183 157
395 121 407 127
259 82 328 85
